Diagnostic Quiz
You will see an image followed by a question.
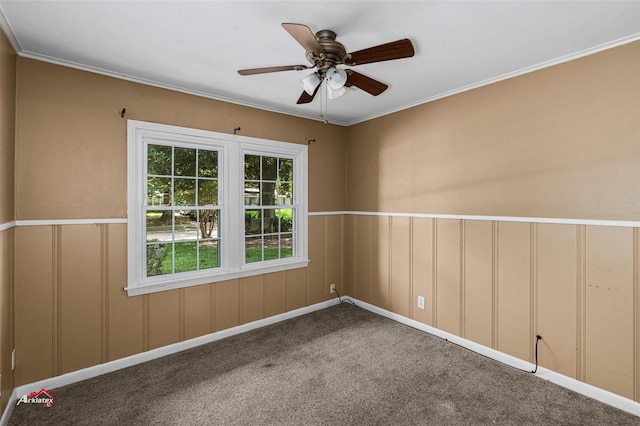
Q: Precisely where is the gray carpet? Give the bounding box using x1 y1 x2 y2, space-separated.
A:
8 303 640 425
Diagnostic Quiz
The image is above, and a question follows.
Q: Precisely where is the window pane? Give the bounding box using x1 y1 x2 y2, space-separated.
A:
148 145 172 176
279 158 293 182
147 177 171 206
175 211 197 241
245 154 260 180
198 150 218 177
262 156 277 180
146 210 172 242
245 209 260 235
281 234 293 258
264 235 279 260
277 209 293 232
263 209 276 233
216 211 221 240
245 236 262 263
198 209 218 238
198 180 218 205
147 243 171 276
261 182 276 206
199 240 219 270
174 178 196 206
174 147 196 176
244 182 259 205
276 182 292 205
174 242 197 273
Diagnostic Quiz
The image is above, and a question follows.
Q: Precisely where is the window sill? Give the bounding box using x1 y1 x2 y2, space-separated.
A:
125 259 310 296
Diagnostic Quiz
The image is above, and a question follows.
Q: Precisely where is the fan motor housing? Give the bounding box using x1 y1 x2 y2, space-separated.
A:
307 29 348 70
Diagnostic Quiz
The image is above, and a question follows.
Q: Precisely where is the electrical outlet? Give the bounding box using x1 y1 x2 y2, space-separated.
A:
329 284 336 294
417 296 425 310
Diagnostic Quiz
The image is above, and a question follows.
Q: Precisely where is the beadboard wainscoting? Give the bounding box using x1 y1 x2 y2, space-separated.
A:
340 212 640 402
5 211 640 410
12 215 344 388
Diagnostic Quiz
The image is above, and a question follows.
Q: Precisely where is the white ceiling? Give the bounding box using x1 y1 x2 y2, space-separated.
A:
0 1 638 126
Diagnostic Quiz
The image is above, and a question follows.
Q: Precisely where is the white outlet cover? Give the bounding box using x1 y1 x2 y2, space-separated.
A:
417 296 425 309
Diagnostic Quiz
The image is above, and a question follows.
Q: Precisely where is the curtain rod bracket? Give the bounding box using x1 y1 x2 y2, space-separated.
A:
234 127 241 135
308 139 316 145
120 108 126 118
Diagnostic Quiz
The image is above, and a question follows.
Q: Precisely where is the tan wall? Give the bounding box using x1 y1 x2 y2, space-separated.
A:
13 58 346 386
15 58 345 219
344 41 640 400
345 42 640 221
0 31 15 224
0 29 16 412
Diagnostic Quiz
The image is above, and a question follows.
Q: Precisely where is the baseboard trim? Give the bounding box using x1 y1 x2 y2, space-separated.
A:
350 298 640 418
0 298 340 426
4 296 638 422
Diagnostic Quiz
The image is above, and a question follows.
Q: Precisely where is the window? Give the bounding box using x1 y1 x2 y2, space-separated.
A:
127 120 308 296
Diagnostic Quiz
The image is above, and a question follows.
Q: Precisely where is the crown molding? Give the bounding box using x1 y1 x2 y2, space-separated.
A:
2 13 638 127
0 6 21 53
12 31 640 127
16 49 348 126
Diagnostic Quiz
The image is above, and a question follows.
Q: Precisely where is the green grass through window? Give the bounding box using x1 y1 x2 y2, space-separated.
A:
150 245 288 275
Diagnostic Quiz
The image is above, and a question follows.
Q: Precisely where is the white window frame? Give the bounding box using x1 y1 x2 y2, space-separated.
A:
126 120 308 296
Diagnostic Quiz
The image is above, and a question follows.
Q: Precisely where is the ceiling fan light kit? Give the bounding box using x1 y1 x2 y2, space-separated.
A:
326 67 347 89
325 67 348 99
238 23 415 105
326 84 346 100
300 72 321 95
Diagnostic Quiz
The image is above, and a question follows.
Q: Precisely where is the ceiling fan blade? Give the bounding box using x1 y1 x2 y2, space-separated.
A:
282 23 325 55
345 70 388 96
296 80 322 104
346 39 415 66
238 65 309 76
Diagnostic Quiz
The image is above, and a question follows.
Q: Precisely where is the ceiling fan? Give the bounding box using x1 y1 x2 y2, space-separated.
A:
238 23 415 104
